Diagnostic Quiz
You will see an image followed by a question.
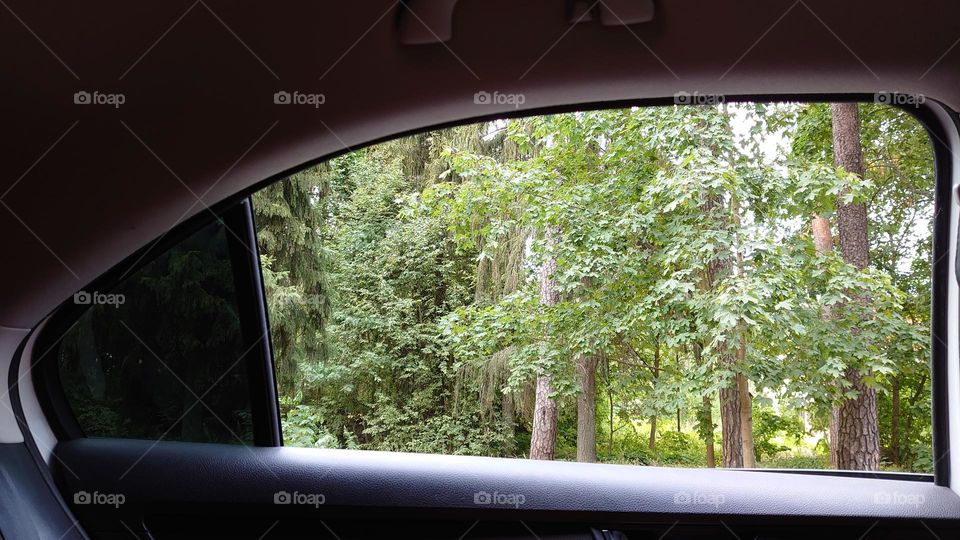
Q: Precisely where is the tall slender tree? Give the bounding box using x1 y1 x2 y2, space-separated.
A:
576 352 599 462
530 227 560 460
254 167 331 398
810 214 840 467
831 103 881 470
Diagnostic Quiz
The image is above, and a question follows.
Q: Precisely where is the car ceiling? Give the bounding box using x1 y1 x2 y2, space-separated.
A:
1 0 958 329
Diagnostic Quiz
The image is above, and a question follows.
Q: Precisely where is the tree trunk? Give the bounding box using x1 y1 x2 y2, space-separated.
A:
891 376 901 467
710 258 743 468
576 354 598 462
832 104 870 270
831 102 880 471
648 342 661 452
692 343 717 467
811 214 841 468
835 368 880 469
608 381 615 458
829 406 840 469
720 383 744 467
701 186 743 468
529 228 560 460
502 390 516 456
530 375 558 460
702 395 717 468
737 372 755 467
648 415 657 452
725 114 756 469
811 215 833 255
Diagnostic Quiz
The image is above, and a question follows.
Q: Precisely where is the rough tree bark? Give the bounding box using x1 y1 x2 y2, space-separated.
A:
737 370 755 467
575 273 599 463
576 354 598 462
719 380 744 467
530 375 558 460
835 369 880 470
530 227 560 460
831 103 880 471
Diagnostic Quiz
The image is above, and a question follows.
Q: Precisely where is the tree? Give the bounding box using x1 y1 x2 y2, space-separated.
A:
576 354 599 461
831 103 881 470
253 167 331 399
530 227 561 460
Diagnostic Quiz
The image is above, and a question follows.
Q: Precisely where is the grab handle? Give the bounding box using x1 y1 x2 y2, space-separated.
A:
399 0 655 45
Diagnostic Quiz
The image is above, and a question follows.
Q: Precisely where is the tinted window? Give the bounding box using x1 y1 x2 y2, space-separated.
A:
54 219 254 443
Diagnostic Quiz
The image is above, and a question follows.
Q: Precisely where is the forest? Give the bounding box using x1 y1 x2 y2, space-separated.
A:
252 102 934 472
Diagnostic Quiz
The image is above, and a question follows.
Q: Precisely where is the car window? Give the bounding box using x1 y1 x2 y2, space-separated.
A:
52 218 255 444
253 101 937 472
259 100 932 473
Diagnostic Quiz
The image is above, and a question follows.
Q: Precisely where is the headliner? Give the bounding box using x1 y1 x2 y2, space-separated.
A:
1 0 958 328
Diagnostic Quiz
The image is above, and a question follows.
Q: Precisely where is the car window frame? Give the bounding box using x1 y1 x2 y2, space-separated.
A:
247 95 952 483
27 95 952 484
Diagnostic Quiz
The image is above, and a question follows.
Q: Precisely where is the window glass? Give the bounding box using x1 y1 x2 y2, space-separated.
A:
254 101 935 472
55 219 254 443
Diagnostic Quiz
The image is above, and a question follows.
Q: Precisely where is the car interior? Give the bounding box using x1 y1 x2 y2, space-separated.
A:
3 1 960 538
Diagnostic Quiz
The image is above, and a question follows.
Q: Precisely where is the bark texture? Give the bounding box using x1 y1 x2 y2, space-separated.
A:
835 367 880 470
832 103 870 271
830 103 880 471
829 408 840 469
530 228 560 460
737 371 755 468
576 354 598 462
530 375 558 460
719 384 744 467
